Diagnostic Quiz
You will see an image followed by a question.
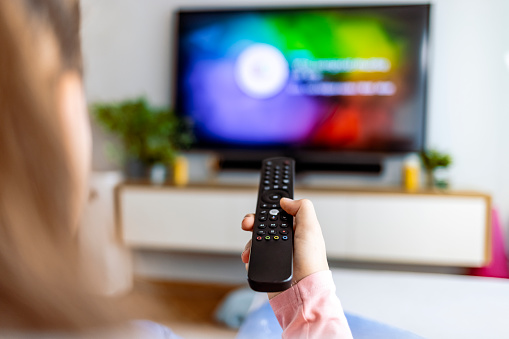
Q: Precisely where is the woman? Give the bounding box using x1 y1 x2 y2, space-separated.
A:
0 1 352 338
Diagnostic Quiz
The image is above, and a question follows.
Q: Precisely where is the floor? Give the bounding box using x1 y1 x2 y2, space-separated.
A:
130 278 241 338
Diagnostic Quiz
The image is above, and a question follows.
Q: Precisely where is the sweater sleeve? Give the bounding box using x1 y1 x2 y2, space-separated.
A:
269 270 353 339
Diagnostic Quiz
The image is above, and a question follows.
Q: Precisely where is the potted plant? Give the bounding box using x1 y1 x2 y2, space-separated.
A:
91 97 191 182
420 149 452 189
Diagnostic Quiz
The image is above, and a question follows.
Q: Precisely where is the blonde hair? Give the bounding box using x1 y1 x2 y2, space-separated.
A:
0 0 127 332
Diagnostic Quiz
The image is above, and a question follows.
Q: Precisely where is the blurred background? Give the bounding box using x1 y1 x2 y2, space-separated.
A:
78 0 509 338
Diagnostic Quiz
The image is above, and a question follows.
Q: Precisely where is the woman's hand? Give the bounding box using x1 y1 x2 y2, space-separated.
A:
241 198 329 298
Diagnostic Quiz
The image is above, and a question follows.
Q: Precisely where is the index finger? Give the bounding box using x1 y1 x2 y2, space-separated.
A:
241 213 255 231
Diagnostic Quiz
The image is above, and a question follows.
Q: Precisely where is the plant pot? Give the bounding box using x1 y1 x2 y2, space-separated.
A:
125 158 147 179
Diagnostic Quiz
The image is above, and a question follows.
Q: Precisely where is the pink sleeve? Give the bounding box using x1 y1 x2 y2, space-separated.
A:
269 270 353 339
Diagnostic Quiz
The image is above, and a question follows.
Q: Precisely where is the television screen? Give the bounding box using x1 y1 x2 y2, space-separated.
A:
175 5 429 156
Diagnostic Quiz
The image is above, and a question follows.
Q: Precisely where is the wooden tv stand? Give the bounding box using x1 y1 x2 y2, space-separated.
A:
116 183 491 267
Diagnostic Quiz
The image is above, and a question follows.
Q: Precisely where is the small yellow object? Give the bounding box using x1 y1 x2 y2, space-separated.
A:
173 155 189 187
402 154 420 192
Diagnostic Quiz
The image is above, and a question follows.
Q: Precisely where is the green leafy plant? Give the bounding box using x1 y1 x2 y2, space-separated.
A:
420 149 452 189
91 97 192 166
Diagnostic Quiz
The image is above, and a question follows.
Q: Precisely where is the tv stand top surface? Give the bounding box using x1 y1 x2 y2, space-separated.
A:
120 180 490 199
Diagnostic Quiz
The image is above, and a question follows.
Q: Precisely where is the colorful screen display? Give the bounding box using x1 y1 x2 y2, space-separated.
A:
175 5 429 153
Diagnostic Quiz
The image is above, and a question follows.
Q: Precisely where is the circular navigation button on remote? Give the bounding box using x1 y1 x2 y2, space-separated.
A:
269 215 278 221
280 229 288 235
269 209 279 215
274 236 280 240
261 190 290 203
256 236 263 241
282 235 288 241
265 236 271 240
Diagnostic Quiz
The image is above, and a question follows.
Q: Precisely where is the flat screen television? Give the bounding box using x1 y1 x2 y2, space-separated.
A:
174 4 430 172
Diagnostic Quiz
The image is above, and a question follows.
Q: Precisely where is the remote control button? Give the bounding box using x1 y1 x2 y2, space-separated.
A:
280 229 288 235
283 179 289 184
256 236 263 241
267 161 273 166
282 235 288 241
257 230 266 235
260 210 268 215
265 236 271 240
281 223 288 228
264 186 270 191
264 180 270 185
269 215 278 221
259 224 266 229
274 175 280 179
273 185 279 189
271 204 278 208
269 223 277 228
269 209 279 215
261 203 268 208
259 216 267 221
282 185 288 190
281 214 288 221
261 190 290 203
275 165 281 169
274 236 280 240
269 229 277 235
283 160 290 165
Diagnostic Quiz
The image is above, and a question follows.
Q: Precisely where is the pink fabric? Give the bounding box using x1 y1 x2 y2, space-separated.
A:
269 270 353 339
469 209 509 279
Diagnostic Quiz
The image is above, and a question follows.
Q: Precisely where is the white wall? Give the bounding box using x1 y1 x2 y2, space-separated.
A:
81 0 509 232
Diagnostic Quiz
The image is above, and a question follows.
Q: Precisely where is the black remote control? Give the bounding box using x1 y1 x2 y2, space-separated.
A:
247 157 295 292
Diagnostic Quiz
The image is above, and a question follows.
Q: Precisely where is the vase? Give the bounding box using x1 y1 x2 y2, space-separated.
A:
425 169 435 190
150 163 167 185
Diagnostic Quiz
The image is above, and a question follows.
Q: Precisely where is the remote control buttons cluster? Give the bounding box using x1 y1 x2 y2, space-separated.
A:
255 159 294 242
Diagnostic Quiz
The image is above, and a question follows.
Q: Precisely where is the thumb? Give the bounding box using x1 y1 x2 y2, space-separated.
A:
280 198 319 225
